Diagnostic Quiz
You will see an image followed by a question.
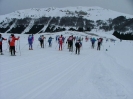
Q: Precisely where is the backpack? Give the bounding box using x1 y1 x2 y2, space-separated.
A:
75 41 82 47
38 37 41 41
98 38 101 42
68 37 73 41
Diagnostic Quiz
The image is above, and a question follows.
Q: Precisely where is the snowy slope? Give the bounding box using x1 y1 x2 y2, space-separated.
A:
0 31 133 99
21 19 35 34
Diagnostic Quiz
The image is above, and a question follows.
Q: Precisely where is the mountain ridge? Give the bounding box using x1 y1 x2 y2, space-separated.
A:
0 6 133 21
0 6 133 40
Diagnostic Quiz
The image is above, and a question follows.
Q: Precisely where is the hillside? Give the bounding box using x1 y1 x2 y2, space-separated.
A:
0 6 133 39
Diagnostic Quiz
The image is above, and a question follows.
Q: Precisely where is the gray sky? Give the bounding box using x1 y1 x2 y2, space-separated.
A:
0 0 133 15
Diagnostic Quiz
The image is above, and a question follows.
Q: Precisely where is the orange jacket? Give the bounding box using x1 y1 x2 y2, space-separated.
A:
9 36 19 46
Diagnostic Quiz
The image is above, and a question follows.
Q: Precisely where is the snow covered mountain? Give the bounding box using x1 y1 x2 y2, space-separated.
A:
0 6 133 20
0 6 133 38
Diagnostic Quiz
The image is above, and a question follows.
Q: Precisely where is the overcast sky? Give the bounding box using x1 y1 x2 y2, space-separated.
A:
0 0 133 15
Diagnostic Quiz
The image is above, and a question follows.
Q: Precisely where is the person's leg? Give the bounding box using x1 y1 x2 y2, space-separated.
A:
41 41 43 48
0 45 3 54
71 42 73 51
29 44 31 50
13 46 15 55
31 44 33 50
10 46 13 55
0 45 2 53
42 41 44 48
60 43 62 50
59 43 60 50
69 42 72 51
78 47 80 54
75 47 77 54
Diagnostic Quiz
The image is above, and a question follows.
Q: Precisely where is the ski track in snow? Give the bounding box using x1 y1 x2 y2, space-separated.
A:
0 32 133 99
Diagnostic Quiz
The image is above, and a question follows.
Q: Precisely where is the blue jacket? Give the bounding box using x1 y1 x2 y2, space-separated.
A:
28 35 33 44
48 37 52 43
91 38 96 43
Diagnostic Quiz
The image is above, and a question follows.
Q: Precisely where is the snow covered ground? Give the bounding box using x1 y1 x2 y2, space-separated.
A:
0 31 133 99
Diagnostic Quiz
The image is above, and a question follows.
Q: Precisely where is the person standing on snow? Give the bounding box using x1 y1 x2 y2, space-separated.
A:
28 35 34 50
58 35 63 50
75 39 82 54
40 35 45 48
91 37 96 49
85 36 89 42
9 34 20 56
48 36 53 47
68 35 74 52
0 34 7 55
97 38 103 50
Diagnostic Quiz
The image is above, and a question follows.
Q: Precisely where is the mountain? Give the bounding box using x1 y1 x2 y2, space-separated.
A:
0 6 133 39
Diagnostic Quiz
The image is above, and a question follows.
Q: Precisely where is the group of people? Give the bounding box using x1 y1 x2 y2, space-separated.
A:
90 37 103 50
0 33 20 56
0 33 104 56
38 35 54 48
57 35 82 54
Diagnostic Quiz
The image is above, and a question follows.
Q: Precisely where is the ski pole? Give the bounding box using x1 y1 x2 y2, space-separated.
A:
71 47 75 55
21 43 28 50
62 43 66 50
19 39 21 56
55 43 58 49
3 41 8 52
16 40 18 51
37 42 40 48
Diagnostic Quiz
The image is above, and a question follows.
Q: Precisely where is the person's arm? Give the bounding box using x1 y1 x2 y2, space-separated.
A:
15 36 20 40
2 37 7 40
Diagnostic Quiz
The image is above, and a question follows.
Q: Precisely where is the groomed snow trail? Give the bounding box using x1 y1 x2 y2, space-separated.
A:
0 32 133 99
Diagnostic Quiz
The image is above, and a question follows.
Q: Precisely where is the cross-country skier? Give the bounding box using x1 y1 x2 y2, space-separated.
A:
28 35 34 50
97 38 103 50
68 35 74 52
0 34 7 55
9 34 20 56
38 35 45 48
75 39 82 54
58 35 63 50
85 36 89 42
91 37 96 49
48 36 53 47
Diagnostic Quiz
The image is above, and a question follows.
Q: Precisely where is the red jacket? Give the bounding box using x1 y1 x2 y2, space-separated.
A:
0 37 7 45
58 37 63 44
9 36 19 46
